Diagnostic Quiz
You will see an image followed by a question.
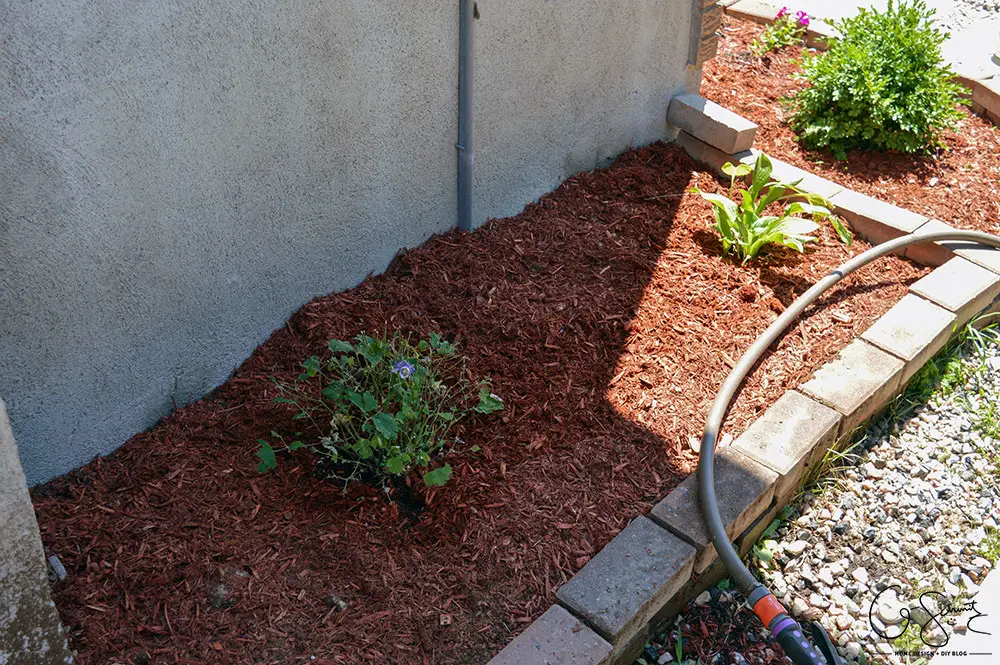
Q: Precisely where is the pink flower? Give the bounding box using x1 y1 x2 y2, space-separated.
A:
796 10 810 26
776 6 789 18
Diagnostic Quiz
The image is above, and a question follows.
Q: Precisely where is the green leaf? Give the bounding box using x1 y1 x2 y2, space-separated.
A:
830 215 854 246
301 356 321 378
371 412 399 440
760 518 782 539
354 439 373 460
288 440 306 451
750 153 773 199
786 202 832 219
347 391 378 413
256 440 276 472
423 464 453 487
721 162 752 178
386 455 406 475
328 339 354 354
475 388 504 414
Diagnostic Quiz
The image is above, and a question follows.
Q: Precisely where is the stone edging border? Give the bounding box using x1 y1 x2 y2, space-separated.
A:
718 0 1000 127
484 97 1000 665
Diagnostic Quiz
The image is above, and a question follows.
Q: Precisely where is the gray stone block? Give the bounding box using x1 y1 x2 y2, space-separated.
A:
487 605 611 665
0 399 74 665
732 390 842 504
910 257 1000 327
972 75 1000 117
829 189 928 246
905 219 1000 272
905 219 961 267
674 132 754 176
799 340 905 437
649 449 777 574
861 294 957 385
724 0 781 25
555 517 695 649
667 94 758 154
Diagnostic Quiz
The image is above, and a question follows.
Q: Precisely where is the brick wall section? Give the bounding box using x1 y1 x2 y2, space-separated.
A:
689 0 722 66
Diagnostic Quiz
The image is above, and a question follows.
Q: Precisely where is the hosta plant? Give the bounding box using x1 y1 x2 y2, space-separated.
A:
750 7 810 56
257 332 503 488
691 152 852 264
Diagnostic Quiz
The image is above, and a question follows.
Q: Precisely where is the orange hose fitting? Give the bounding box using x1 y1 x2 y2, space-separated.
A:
752 593 785 627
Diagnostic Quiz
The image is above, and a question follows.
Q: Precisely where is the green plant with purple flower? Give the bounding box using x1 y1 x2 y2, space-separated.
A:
750 7 810 56
256 331 502 488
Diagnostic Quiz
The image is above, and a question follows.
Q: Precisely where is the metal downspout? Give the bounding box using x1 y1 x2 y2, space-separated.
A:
457 0 475 231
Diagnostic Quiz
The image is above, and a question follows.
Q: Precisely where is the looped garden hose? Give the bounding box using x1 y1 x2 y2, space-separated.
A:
698 230 1000 665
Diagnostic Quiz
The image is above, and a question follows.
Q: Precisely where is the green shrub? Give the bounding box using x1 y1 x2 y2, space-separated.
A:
789 0 966 158
257 332 503 488
691 152 852 264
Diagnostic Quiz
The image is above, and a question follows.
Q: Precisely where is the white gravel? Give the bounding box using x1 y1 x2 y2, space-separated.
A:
754 337 1000 664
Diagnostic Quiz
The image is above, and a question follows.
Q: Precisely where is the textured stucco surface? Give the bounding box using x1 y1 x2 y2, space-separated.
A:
475 0 700 222
0 399 74 664
1 1 699 484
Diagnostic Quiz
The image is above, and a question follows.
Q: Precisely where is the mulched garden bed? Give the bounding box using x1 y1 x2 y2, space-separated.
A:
702 17 1000 235
33 141 925 665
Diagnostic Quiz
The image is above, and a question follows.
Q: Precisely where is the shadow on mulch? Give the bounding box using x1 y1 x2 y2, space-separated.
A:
32 142 925 665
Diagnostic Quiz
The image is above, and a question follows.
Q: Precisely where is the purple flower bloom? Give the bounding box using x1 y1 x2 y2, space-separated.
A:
392 360 415 380
796 10 810 26
776 6 789 18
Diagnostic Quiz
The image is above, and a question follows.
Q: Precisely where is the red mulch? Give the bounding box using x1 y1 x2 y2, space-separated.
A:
702 17 1000 234
33 141 924 665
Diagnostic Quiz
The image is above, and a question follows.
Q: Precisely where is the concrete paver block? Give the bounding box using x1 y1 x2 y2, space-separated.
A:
910 257 1000 328
667 94 758 154
724 0 781 25
861 294 957 385
555 517 695 649
828 189 928 246
908 219 1000 273
0 399 74 665
649 449 777 574
799 339 905 437
675 131 754 176
973 77 1000 117
487 605 611 665
905 219 961 267
733 390 842 504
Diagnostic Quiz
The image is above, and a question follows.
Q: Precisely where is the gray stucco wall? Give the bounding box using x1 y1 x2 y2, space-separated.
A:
1 1 699 485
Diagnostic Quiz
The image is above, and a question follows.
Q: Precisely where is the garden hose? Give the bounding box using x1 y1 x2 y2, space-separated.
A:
698 230 1000 665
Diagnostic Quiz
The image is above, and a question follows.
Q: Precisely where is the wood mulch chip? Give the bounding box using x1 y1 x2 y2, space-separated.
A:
703 17 1000 235
33 140 924 665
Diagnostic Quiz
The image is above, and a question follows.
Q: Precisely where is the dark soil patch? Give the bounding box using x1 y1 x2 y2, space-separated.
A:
702 17 1000 234
33 141 923 665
